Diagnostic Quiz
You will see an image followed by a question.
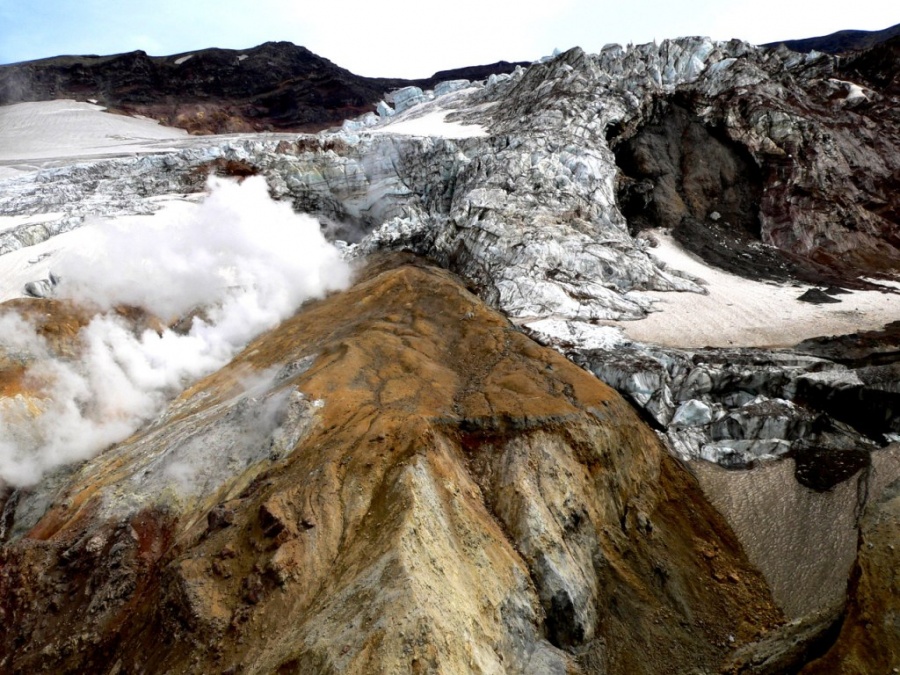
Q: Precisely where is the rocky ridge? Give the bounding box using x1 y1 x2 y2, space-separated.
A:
763 21 900 55
0 257 782 674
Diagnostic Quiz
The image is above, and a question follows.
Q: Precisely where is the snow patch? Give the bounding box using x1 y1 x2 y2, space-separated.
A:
613 230 900 348
0 223 100 303
174 54 194 65
829 78 869 103
524 318 628 351
0 100 188 175
367 108 487 139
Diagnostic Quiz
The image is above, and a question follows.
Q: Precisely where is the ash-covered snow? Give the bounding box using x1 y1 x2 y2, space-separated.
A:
614 231 900 348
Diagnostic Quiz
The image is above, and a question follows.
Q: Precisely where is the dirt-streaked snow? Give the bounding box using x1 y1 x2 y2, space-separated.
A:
0 100 188 177
613 230 900 348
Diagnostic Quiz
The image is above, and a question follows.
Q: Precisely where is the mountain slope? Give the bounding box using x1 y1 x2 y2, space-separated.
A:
763 22 900 53
0 42 525 133
2 35 900 673
0 256 781 674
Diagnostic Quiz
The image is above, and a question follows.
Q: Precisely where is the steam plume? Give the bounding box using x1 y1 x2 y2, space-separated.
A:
0 176 351 487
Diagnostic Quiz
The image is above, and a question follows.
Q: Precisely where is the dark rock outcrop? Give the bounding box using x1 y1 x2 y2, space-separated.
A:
793 321 900 440
723 605 845 675
416 60 528 89
608 43 900 289
840 33 900 97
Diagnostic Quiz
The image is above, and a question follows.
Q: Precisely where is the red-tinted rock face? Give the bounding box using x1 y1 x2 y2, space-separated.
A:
801 474 900 674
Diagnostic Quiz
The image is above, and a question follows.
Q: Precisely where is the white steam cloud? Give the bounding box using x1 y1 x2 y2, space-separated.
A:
0 176 351 488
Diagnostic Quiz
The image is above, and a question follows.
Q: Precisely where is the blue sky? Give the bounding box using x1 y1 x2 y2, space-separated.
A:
0 0 896 78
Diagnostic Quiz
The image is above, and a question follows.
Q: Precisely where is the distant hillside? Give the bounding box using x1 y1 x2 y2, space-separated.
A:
764 22 900 54
0 42 526 134
839 34 900 99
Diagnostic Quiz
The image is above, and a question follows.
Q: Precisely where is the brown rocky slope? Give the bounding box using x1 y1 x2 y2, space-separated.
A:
0 255 781 673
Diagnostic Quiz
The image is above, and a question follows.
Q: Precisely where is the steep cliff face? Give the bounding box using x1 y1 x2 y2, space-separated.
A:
607 46 900 288
0 256 780 674
801 476 900 673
